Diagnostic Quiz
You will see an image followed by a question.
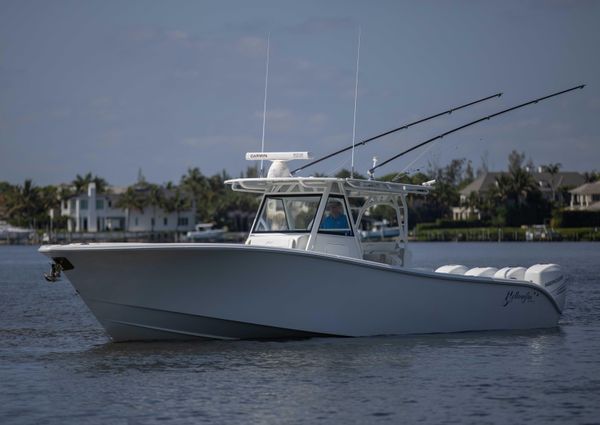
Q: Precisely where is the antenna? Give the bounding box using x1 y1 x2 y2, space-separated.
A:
351 27 361 179
260 33 271 177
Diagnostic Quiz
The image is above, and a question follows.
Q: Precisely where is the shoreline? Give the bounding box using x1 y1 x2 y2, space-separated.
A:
411 226 599 242
1 228 599 245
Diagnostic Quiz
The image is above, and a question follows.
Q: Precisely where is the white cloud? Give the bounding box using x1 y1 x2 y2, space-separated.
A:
127 28 158 42
589 96 600 110
288 17 356 34
126 27 211 50
173 69 201 79
49 107 72 119
308 113 328 126
165 30 189 41
254 108 296 133
98 129 125 147
90 96 112 108
181 135 257 149
237 36 268 57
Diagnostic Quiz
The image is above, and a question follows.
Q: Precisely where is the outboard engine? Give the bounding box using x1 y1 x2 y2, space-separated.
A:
465 267 498 278
494 266 527 281
435 264 468 275
525 264 567 311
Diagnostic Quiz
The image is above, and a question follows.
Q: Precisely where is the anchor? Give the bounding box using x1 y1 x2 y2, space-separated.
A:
44 262 62 282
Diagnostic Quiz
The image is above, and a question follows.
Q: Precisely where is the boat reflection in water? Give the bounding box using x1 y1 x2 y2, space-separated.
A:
39 153 567 342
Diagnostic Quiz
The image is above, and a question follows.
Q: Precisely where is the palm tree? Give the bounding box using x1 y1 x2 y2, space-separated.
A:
72 173 92 194
92 176 109 194
543 163 562 204
147 184 164 232
464 191 480 220
6 179 41 228
181 167 208 221
115 187 147 231
163 187 191 240
583 171 599 183
511 168 537 206
72 172 109 194
495 168 536 207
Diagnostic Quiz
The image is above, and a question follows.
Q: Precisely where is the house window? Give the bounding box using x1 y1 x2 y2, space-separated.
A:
108 200 112 208
70 200 76 210
96 199 104 209
164 218 168 226
151 218 155 226
178 217 189 226
135 218 138 226
80 200 88 210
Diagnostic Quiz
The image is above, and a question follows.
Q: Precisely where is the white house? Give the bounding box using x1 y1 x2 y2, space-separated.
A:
569 181 600 211
61 183 196 233
452 170 586 220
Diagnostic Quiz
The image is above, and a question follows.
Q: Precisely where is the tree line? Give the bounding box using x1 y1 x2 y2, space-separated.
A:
1 152 598 232
0 168 261 232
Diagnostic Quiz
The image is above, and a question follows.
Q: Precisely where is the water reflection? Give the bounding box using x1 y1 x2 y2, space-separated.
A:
56 327 565 379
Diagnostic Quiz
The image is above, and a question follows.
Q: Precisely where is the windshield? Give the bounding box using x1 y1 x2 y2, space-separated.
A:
254 195 321 233
319 196 353 236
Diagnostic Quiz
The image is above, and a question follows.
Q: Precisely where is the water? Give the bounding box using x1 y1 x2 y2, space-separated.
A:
1 243 599 424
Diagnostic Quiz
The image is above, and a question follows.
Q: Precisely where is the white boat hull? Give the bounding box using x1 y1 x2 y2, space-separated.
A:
39 243 561 342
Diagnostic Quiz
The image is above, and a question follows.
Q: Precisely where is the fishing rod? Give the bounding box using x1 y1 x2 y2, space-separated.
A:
368 84 585 176
290 92 503 175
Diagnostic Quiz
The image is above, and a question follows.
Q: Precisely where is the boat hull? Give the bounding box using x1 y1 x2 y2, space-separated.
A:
39 243 561 342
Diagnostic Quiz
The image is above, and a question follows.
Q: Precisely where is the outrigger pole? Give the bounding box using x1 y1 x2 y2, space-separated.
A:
368 84 585 176
291 92 503 175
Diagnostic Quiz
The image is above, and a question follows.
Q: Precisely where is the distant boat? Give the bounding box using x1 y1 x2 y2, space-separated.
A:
0 221 33 239
525 225 561 241
185 223 225 242
360 219 400 240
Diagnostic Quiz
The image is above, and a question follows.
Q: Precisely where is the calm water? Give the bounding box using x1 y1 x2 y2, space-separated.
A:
1 243 599 425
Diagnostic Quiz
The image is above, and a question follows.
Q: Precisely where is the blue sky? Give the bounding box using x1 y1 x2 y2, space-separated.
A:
1 0 598 186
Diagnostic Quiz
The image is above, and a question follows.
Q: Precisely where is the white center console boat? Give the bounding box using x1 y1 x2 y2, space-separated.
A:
39 153 567 342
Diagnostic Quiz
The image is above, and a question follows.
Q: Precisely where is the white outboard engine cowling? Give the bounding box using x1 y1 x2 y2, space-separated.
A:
525 264 567 311
494 266 527 281
435 264 468 275
465 267 498 278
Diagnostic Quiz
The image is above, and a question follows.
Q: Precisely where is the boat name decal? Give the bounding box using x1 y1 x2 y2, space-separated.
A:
503 290 538 307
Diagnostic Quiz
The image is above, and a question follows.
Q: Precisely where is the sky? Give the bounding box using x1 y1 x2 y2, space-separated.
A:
1 0 598 186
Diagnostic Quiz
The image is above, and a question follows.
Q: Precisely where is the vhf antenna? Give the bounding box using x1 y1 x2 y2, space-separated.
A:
259 33 271 177
350 27 361 179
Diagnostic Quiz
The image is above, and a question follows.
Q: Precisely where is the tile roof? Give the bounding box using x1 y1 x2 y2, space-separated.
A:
570 181 600 195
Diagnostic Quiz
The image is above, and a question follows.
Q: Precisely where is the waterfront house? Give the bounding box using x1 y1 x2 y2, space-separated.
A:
452 169 585 220
60 183 196 233
569 181 600 211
